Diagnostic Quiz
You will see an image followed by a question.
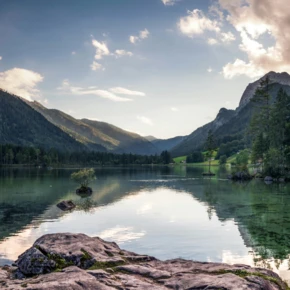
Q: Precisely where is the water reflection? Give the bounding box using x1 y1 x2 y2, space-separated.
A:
1 166 290 283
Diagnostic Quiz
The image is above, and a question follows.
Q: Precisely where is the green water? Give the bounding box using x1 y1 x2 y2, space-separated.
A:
1 165 290 282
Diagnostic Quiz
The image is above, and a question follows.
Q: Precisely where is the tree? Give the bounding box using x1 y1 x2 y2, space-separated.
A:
186 151 204 163
160 150 172 164
204 130 216 173
236 149 249 171
219 155 227 165
71 168 96 189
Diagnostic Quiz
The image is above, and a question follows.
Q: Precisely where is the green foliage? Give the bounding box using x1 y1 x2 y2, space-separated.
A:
71 168 96 188
186 151 204 163
219 155 227 165
204 130 216 173
160 150 172 164
0 144 172 166
249 78 290 177
0 89 85 152
236 150 249 171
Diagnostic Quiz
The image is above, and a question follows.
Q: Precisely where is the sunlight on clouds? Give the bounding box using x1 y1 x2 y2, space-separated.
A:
90 61 103 71
208 38 218 45
92 39 110 60
129 29 150 44
207 67 213 73
58 79 132 102
178 9 221 36
0 68 43 101
171 107 179 112
137 115 153 126
109 87 145 96
161 0 177 6
115 49 133 58
219 0 290 78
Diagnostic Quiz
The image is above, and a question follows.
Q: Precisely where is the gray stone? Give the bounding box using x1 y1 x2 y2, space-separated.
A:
57 200 76 211
1 233 288 290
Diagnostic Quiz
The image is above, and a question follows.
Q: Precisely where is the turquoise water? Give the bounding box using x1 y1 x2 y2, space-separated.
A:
1 166 290 282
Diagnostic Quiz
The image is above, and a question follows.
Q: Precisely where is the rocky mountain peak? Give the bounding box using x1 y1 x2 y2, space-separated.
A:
239 71 290 108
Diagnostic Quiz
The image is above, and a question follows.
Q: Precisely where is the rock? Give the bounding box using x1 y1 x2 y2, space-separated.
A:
264 176 273 182
279 178 285 182
56 200 76 211
1 233 287 289
230 171 252 181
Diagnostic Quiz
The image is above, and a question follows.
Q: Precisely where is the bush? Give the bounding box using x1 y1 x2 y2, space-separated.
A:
71 168 96 189
219 155 227 165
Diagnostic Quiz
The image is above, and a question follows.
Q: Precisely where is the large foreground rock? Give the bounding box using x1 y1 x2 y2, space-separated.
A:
0 233 288 289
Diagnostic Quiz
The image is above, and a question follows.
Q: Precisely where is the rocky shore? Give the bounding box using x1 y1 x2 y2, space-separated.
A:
0 233 288 289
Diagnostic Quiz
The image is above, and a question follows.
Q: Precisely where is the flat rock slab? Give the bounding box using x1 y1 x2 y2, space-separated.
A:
1 233 288 289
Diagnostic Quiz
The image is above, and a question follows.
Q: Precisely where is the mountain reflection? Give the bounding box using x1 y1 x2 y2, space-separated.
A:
1 166 290 277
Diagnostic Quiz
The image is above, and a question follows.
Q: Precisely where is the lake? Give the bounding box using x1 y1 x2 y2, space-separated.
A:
1 165 290 283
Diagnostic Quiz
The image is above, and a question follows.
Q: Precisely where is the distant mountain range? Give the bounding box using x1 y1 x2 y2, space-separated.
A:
1 71 290 157
171 71 290 157
0 89 185 155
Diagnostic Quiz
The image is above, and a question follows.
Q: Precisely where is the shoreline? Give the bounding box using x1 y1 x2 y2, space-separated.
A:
1 233 288 290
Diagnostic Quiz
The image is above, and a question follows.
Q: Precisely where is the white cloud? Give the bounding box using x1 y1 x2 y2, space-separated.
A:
129 29 150 44
161 0 177 5
58 79 132 102
90 61 103 71
115 50 133 58
71 51 76 55
178 9 221 37
0 68 43 101
219 0 290 78
171 107 179 112
220 31 236 43
178 9 236 46
109 87 145 96
92 39 110 60
208 38 218 45
0 56 2 61
207 67 213 73
137 115 153 126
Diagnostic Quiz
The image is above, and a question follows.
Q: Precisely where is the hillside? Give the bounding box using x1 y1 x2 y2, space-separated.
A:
150 136 186 152
82 119 158 155
171 72 290 157
29 102 158 155
171 108 235 157
0 90 85 151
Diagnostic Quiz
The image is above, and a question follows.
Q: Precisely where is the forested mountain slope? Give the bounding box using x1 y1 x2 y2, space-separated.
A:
29 102 158 155
171 72 290 157
0 90 85 151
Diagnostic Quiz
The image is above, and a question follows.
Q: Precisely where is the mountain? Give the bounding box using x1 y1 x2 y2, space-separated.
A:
171 108 235 157
0 90 85 151
239 71 290 108
150 136 187 152
144 136 158 142
81 119 158 155
28 101 158 155
171 72 290 157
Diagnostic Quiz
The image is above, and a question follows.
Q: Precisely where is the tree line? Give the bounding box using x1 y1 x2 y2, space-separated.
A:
0 144 173 166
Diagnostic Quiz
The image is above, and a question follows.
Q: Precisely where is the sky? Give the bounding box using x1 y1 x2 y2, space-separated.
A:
0 0 289 139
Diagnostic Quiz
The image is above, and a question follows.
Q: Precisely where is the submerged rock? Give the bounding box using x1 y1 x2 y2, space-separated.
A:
1 233 287 289
57 200 76 211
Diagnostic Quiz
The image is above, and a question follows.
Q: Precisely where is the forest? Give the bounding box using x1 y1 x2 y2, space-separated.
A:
0 144 172 166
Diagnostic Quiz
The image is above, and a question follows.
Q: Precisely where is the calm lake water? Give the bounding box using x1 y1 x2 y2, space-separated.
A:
1 165 290 282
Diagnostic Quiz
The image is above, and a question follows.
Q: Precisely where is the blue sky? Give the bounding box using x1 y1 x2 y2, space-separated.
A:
0 0 289 138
